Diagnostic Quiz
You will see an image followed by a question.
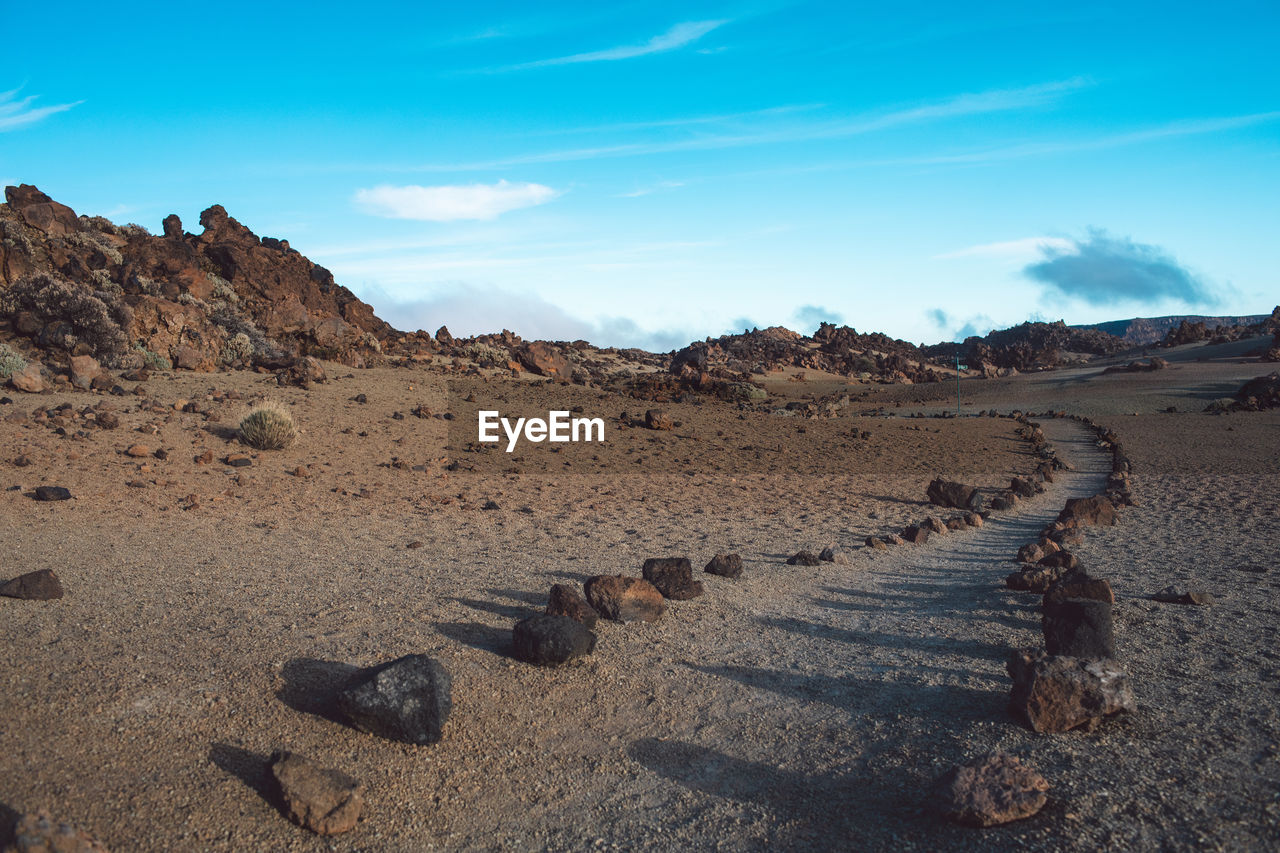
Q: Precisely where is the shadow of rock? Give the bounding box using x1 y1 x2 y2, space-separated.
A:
0 800 18 847
276 658 361 724
451 596 535 620
208 743 278 807
436 620 515 659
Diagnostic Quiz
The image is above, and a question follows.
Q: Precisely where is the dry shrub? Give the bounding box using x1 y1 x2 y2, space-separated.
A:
238 401 297 450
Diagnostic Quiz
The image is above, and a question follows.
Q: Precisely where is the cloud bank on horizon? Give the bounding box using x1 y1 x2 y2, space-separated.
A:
3 2 1277 346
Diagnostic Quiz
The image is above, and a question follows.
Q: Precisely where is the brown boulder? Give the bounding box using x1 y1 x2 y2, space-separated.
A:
1007 649 1135 733
1042 598 1115 658
935 751 1050 827
923 517 947 535
270 750 365 836
926 478 977 509
786 550 822 566
0 568 64 600
900 525 929 544
1017 543 1045 564
278 356 327 388
1043 571 1114 606
704 553 744 577
864 536 889 551
642 557 704 600
9 362 45 393
584 575 665 623
1005 565 1066 593
6 184 83 237
1152 585 1214 606
514 341 570 378
68 355 102 390
644 409 674 431
546 583 598 628
1037 551 1080 571
1058 495 1118 528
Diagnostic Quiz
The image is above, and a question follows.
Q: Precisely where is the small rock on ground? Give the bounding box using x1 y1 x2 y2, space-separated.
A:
936 751 1050 827
0 569 64 600
270 750 365 836
336 654 452 745
512 614 597 665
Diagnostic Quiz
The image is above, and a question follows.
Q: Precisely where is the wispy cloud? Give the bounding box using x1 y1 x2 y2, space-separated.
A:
938 236 1074 261
1024 229 1219 307
527 103 823 136
353 180 560 221
617 180 685 198
403 78 1090 170
0 86 82 132
500 19 728 71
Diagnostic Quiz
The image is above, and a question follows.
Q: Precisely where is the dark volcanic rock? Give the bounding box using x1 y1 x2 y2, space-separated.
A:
642 557 704 600
818 544 850 564
936 751 1050 827
786 550 822 566
1005 565 1066 593
1007 649 1135 733
512 614 597 665
33 485 71 501
545 583 598 628
584 575 665 623
1043 571 1114 606
900 525 929 544
1010 476 1039 498
704 553 744 578
927 478 976 509
270 750 365 836
0 568 64 600
1042 599 1115 658
336 654 452 745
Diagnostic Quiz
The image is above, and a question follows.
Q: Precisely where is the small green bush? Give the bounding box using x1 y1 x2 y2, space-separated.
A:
133 344 172 371
0 342 27 379
221 332 254 365
238 402 297 450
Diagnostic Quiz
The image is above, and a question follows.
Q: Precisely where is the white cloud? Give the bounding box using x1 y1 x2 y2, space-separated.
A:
353 180 560 221
617 180 685 198
938 236 1074 261
0 87 82 132
505 19 727 70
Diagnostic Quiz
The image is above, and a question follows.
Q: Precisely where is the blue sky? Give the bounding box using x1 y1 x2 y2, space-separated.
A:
3 1 1278 348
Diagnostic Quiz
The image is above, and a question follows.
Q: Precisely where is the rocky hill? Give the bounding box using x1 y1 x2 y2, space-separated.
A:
921 320 1127 373
1 184 391 372
1075 314 1270 346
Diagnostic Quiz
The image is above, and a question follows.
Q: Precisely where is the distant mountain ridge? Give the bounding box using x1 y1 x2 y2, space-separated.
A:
1072 314 1269 346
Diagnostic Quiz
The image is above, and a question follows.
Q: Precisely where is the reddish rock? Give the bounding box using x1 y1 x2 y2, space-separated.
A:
900 525 930 544
1152 586 1214 606
1058 495 1118 528
945 516 968 531
1005 565 1066 593
68 355 102 390
270 750 365 835
546 583 598 628
923 517 947 535
278 356 327 388
1037 551 1080 571
644 409 674 431
1007 649 1135 733
642 557 704 600
584 575 665 623
704 553 744 578
964 512 983 528
936 751 1050 827
0 568 64 600
786 550 822 566
512 341 570 378
864 536 889 551
886 533 907 546
9 362 45 393
126 444 150 458
926 478 977 509
1017 543 1045 564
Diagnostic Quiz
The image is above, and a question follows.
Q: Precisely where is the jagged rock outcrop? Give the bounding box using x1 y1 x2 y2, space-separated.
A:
1 184 390 370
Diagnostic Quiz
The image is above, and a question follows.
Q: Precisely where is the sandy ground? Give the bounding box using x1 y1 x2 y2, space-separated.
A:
2 338 1278 851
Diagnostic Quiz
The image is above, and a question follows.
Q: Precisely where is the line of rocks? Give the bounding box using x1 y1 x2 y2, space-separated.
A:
938 414 1134 828
512 553 747 666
